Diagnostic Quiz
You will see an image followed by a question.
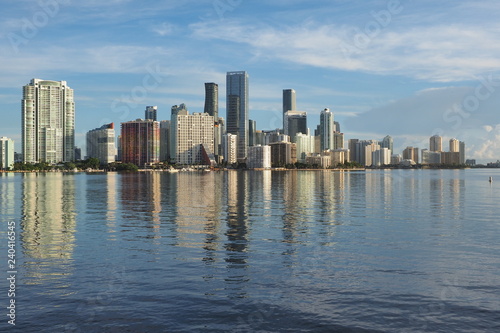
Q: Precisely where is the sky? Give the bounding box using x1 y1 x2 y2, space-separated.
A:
1 0 500 163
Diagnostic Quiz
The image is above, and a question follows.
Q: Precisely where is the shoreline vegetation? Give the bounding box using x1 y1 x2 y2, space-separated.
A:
2 161 497 174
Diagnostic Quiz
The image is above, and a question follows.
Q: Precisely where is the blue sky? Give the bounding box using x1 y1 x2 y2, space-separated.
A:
1 0 500 162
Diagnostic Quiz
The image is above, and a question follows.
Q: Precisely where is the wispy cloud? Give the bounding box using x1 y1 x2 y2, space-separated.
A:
190 19 500 82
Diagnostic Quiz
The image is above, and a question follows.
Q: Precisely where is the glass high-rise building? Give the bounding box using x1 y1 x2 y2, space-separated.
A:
145 106 158 121
284 111 307 142
283 89 296 129
22 78 75 163
319 108 334 151
226 71 249 161
204 83 218 120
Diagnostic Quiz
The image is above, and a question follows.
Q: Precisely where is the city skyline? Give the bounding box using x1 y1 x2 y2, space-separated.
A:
0 1 499 163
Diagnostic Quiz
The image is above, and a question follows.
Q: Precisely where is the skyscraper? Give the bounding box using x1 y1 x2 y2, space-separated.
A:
226 71 249 161
0 137 15 170
283 89 296 128
319 108 334 151
174 112 215 165
449 138 459 152
381 135 393 154
159 120 170 162
170 104 188 161
430 135 442 152
121 119 160 167
22 78 75 163
86 123 116 164
204 83 218 120
284 111 307 142
145 106 158 121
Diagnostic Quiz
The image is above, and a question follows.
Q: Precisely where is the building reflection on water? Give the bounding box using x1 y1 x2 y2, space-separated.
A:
21 173 76 284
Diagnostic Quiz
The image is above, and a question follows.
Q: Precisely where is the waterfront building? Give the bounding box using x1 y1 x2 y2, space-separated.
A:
226 71 249 161
247 145 271 169
222 133 238 165
86 123 116 164
327 149 349 167
284 111 307 142
421 149 441 165
296 132 315 163
169 104 188 161
364 142 381 166
372 147 391 166
159 120 170 162
441 151 460 165
121 119 160 167
459 141 466 164
319 108 334 151
0 137 15 170
22 78 75 163
403 146 419 164
306 154 331 169
145 106 157 121
430 135 442 152
391 154 402 165
269 141 297 166
174 112 215 165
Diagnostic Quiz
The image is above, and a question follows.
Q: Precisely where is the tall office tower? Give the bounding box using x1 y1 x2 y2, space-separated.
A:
319 108 334 151
0 137 15 170
121 119 160 167
174 112 215 165
430 135 442 152
204 82 218 120
459 141 465 164
348 139 359 163
381 135 393 154
222 133 238 165
403 146 419 164
248 119 257 146
449 138 459 152
284 111 307 142
226 71 249 161
170 104 188 161
145 106 158 121
22 78 75 163
159 120 170 162
283 89 296 129
86 123 116 164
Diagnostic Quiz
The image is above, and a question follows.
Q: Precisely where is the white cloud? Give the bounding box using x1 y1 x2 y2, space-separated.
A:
190 20 500 82
151 22 176 36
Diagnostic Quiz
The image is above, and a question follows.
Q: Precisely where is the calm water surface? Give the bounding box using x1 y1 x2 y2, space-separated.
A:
1 169 499 332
